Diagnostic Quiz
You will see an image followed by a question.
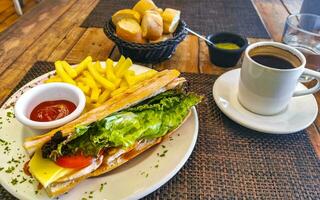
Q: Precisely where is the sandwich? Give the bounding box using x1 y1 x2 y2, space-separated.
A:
23 69 202 197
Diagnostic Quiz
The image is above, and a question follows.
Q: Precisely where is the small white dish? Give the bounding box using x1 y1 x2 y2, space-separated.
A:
212 69 318 134
14 83 86 130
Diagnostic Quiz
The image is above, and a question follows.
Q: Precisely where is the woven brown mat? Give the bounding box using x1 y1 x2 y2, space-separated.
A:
1 61 320 199
81 0 270 38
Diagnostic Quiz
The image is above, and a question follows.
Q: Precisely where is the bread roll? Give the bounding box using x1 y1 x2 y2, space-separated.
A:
156 8 163 14
112 9 141 25
133 0 157 16
162 8 181 33
141 10 163 40
116 18 144 43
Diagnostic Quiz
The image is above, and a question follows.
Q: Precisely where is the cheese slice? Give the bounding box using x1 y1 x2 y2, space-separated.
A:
29 150 74 188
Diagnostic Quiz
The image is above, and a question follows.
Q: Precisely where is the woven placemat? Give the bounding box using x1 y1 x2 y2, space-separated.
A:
81 0 270 38
1 62 319 199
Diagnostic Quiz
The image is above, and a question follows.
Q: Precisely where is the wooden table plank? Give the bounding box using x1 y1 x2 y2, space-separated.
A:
47 27 87 62
252 0 289 42
65 28 114 64
0 0 99 105
307 124 320 157
0 0 77 75
281 0 303 14
153 35 199 73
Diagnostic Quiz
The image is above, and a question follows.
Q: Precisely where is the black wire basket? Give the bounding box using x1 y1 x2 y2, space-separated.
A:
104 19 187 64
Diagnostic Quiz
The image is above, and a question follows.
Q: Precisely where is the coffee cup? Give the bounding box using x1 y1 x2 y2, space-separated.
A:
238 41 320 115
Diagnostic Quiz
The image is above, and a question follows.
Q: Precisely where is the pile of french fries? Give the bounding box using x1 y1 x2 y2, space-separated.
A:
45 55 158 110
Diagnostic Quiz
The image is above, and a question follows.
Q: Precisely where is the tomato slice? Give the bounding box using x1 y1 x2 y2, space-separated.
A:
56 154 93 169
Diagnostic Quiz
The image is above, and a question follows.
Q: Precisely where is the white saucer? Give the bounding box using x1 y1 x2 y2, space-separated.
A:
212 69 318 134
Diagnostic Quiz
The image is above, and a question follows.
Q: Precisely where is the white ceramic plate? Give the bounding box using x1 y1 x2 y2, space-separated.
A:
0 63 199 200
212 69 318 134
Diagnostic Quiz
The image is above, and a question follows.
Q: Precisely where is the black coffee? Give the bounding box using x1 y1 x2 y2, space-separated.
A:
251 55 295 69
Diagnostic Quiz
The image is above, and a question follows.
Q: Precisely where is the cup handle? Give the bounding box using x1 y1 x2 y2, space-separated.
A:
293 68 320 97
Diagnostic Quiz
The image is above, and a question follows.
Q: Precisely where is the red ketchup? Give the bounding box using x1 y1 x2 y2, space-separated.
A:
30 100 76 122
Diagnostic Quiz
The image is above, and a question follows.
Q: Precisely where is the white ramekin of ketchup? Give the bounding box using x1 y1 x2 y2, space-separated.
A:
14 83 86 130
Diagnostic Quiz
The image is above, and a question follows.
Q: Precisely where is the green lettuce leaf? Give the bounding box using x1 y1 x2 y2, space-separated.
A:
46 90 201 159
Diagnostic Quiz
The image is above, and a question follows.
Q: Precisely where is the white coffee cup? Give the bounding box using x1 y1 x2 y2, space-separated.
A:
238 41 320 115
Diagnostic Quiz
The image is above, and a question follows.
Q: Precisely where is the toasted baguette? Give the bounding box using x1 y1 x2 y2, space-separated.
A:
24 70 181 154
112 9 141 25
45 111 191 197
141 10 163 40
162 8 181 33
116 18 144 43
132 0 158 16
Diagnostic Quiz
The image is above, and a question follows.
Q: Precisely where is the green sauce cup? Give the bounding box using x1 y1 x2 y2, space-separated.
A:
206 32 248 67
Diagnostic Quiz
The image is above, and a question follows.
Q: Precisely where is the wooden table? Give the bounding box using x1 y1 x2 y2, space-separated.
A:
0 0 319 157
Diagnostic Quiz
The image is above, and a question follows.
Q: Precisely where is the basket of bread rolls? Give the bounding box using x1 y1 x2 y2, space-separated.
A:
104 0 187 63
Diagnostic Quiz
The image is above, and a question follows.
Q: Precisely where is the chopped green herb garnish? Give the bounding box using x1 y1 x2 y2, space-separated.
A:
0 167 4 171
11 178 18 185
0 138 8 145
99 184 104 192
6 112 14 118
5 166 15 173
155 164 159 168
20 177 27 183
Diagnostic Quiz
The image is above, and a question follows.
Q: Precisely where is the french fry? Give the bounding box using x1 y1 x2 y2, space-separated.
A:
134 70 158 82
55 61 76 85
113 55 126 71
81 77 99 90
61 61 77 78
91 88 101 102
75 56 92 74
45 76 62 83
111 86 128 97
77 82 90 95
126 70 135 76
94 61 105 74
98 90 111 104
115 58 132 78
120 79 128 88
92 103 102 108
125 70 158 86
85 95 91 105
88 63 116 91
106 59 119 83
82 70 101 88
124 73 136 86
48 55 158 111
83 70 94 80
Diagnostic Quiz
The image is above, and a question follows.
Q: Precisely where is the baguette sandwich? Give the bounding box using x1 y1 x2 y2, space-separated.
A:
23 69 201 197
